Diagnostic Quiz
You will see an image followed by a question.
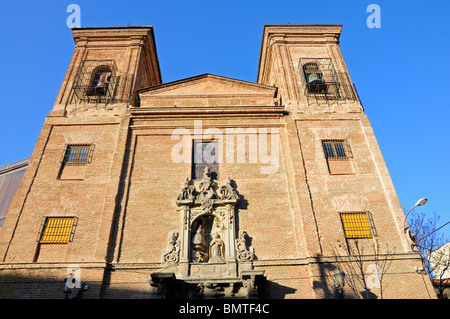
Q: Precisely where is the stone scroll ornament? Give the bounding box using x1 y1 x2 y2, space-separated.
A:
162 231 180 265
177 177 196 201
219 177 239 200
176 171 239 205
235 231 255 262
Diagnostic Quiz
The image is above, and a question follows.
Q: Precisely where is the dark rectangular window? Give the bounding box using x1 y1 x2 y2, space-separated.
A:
192 140 218 180
322 139 352 160
61 144 94 165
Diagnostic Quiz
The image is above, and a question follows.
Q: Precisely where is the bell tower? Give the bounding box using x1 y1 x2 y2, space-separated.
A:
255 23 417 269
0 27 162 266
50 26 162 117
257 24 362 113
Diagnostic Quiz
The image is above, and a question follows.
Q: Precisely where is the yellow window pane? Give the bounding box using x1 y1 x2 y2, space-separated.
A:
40 217 75 244
340 213 372 239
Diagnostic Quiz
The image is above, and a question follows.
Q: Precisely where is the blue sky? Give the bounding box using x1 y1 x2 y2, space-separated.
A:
0 0 449 238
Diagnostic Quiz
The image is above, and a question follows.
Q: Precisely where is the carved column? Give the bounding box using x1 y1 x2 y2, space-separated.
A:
178 205 191 277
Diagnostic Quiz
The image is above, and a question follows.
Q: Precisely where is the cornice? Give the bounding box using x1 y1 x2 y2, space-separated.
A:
130 106 285 119
71 26 162 86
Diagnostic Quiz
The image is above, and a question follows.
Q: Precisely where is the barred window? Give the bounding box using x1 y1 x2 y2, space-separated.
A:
192 140 218 180
38 217 77 244
61 144 94 165
322 139 352 160
340 212 375 239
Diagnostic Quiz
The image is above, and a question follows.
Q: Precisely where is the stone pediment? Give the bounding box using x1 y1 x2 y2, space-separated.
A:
137 74 278 107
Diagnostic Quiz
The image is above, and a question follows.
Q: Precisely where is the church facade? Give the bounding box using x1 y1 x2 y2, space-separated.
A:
0 25 435 299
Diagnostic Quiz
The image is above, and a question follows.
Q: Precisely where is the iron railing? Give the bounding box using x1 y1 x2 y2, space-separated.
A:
299 58 358 105
72 59 134 104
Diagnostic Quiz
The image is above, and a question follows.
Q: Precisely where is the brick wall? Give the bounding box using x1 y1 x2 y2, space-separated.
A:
0 25 436 299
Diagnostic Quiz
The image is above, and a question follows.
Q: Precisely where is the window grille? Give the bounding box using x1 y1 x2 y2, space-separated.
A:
38 217 77 244
192 140 219 180
72 60 118 103
340 212 376 239
299 58 357 103
322 139 352 160
61 144 95 166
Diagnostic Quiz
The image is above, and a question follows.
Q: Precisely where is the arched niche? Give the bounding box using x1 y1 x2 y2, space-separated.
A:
190 211 227 264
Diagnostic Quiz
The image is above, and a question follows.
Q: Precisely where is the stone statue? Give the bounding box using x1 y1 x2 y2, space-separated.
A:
236 231 254 262
197 167 216 213
209 233 225 263
177 177 196 201
197 167 215 200
192 224 207 262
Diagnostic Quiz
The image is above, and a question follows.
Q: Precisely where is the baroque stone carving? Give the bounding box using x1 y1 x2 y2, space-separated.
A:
236 231 255 262
220 176 239 200
176 169 239 210
162 231 180 265
177 177 196 201
152 173 266 299
197 167 216 213
197 167 216 200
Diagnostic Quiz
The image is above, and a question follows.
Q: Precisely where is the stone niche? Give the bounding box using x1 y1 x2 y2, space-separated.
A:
150 168 266 299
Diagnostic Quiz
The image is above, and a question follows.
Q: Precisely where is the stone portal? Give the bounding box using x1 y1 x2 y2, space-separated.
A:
150 173 265 299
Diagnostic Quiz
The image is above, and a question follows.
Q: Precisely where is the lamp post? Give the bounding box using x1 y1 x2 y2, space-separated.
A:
402 198 427 248
403 198 427 233
332 269 346 299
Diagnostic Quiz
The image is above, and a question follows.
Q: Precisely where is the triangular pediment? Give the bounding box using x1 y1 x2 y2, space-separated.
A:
138 74 278 107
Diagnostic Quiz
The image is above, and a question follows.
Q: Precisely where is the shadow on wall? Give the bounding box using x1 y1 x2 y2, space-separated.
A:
311 258 380 299
0 271 298 299
264 281 297 299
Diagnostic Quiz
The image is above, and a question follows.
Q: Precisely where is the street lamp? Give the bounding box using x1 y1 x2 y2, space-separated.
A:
332 269 346 299
403 198 427 233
